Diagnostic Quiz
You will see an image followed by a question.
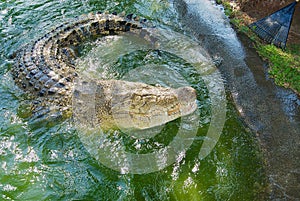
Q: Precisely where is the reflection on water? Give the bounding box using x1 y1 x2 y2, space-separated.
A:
0 0 266 200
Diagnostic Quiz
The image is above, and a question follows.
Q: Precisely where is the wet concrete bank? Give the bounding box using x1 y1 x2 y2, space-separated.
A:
174 0 300 200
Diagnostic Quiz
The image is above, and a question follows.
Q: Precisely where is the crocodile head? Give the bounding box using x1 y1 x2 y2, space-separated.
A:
96 80 198 130
73 79 198 131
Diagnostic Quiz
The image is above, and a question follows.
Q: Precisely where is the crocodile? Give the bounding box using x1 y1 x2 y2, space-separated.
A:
11 12 198 130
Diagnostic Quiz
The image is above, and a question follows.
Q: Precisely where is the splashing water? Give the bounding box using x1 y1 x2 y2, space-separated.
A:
0 0 266 200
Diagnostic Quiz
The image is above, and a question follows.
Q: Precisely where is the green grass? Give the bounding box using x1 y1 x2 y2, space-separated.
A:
257 44 300 93
220 0 300 95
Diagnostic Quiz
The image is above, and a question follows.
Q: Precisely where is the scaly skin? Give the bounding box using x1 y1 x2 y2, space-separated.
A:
12 12 197 129
73 79 197 130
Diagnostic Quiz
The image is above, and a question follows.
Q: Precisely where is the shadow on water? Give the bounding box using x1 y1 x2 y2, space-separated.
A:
0 0 268 200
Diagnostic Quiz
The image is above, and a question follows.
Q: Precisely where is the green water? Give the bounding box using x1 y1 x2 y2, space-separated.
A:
0 0 266 200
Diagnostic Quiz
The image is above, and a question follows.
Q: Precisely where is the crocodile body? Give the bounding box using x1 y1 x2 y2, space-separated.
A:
12 12 147 104
12 12 197 129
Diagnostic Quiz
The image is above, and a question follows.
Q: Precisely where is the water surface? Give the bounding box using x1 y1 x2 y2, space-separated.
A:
0 0 266 200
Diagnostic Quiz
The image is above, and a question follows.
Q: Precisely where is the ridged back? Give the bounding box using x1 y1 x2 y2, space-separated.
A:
12 12 145 106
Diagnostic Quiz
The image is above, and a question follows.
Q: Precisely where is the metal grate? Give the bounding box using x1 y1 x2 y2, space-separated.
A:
249 1 297 49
